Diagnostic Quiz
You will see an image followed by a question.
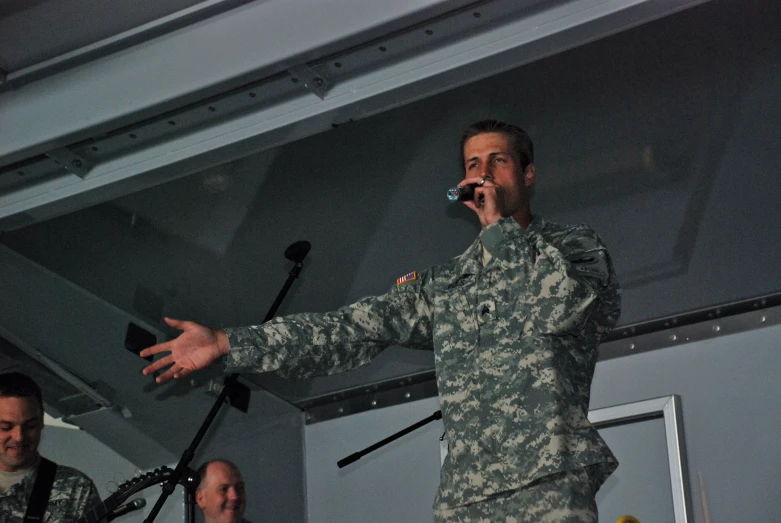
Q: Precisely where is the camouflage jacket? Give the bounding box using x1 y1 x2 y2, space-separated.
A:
224 216 621 509
0 458 101 522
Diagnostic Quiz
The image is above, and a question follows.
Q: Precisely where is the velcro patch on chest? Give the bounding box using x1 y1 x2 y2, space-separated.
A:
396 271 417 285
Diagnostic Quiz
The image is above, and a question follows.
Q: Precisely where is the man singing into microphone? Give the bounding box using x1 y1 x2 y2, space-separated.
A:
141 120 621 522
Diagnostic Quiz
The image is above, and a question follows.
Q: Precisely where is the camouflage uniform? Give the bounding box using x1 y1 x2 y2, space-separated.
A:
224 216 620 519
434 468 598 522
0 458 101 523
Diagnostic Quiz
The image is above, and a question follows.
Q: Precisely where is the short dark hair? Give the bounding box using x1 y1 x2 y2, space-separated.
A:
196 458 240 490
0 372 43 413
460 120 534 170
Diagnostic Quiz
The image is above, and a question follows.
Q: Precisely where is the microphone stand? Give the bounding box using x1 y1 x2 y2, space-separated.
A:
144 241 312 523
337 410 442 468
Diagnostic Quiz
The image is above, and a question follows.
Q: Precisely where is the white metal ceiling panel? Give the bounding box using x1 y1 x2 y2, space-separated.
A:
0 0 470 164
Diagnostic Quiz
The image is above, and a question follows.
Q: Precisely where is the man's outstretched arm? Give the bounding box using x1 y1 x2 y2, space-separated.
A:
141 279 433 383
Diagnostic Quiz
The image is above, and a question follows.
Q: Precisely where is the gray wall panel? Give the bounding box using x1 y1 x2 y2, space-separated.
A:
596 418 675 522
304 324 781 522
305 397 443 523
590 324 781 523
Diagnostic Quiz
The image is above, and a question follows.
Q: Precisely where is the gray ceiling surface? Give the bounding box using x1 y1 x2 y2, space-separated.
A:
0 0 702 226
0 0 246 75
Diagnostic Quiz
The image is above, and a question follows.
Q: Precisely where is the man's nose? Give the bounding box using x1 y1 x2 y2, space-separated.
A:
227 488 239 500
10 426 24 441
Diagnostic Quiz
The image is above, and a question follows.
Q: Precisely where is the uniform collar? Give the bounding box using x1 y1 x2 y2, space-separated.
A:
2 464 37 499
453 236 483 276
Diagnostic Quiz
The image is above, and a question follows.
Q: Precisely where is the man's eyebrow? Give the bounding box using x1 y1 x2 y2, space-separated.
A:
0 416 39 425
464 151 511 165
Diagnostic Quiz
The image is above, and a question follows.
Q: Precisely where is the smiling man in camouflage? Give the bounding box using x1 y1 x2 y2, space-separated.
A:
141 120 621 522
0 372 101 523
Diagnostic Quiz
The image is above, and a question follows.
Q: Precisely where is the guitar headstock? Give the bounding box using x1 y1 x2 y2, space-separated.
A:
117 466 175 498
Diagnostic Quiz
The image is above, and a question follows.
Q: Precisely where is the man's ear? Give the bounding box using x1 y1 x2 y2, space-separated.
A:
524 164 536 187
195 489 205 509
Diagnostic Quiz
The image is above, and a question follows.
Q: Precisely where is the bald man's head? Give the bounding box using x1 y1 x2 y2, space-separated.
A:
196 460 246 523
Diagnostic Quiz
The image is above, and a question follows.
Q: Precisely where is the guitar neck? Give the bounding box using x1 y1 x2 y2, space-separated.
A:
76 466 176 523
78 491 122 523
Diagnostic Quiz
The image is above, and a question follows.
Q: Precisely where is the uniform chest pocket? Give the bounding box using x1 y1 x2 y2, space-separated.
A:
430 282 478 372
431 279 476 329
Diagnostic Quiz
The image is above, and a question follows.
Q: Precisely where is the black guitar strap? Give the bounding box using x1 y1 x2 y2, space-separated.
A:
23 457 58 523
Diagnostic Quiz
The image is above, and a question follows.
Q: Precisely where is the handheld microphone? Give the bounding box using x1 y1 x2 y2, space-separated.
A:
107 498 146 521
446 184 477 202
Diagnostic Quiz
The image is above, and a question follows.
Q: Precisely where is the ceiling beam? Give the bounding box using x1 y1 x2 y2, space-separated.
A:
0 0 470 166
0 0 709 229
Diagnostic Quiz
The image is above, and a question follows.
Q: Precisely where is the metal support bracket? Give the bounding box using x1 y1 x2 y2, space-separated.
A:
45 147 94 177
287 64 329 100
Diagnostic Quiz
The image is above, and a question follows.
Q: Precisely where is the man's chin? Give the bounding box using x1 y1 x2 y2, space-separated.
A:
2 453 35 471
221 508 244 522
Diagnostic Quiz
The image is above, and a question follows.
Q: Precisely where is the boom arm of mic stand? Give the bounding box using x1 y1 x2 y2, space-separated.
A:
143 252 309 523
337 411 442 468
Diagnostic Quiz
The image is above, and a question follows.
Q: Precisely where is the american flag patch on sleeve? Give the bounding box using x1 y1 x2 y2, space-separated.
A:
396 271 417 286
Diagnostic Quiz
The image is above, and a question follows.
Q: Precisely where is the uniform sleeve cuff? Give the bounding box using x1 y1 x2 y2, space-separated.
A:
480 217 525 261
222 327 263 373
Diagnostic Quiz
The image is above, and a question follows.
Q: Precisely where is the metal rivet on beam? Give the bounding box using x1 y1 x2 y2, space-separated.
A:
45 147 93 177
287 65 329 100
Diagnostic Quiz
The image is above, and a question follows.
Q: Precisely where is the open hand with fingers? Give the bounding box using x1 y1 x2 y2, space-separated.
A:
140 317 230 383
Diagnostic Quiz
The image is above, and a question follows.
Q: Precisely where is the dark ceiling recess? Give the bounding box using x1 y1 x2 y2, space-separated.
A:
0 335 104 418
124 322 157 362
